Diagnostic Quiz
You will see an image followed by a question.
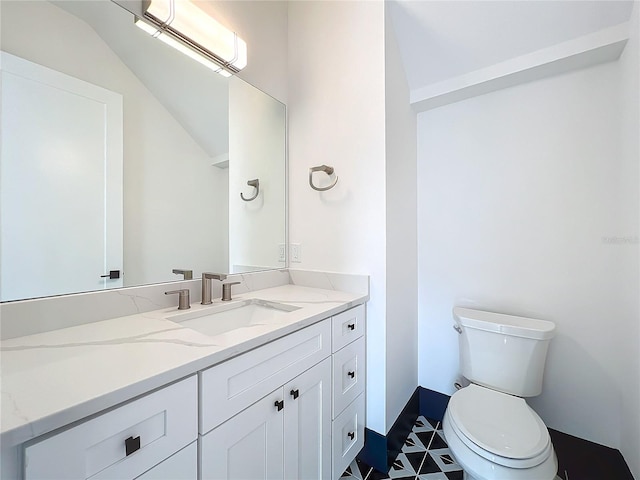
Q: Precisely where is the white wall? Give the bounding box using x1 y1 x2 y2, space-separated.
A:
417 51 639 457
617 4 640 477
210 1 288 104
229 76 286 272
1 1 229 286
384 8 419 430
287 1 390 434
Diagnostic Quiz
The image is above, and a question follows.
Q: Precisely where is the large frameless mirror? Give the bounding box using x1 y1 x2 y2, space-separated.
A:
0 0 286 302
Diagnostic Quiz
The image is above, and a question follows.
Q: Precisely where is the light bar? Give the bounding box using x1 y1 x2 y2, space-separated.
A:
136 0 247 76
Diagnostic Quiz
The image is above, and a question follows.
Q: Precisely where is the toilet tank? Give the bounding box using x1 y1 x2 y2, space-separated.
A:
453 307 556 397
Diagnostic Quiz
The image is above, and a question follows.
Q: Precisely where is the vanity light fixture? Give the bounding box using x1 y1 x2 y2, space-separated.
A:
135 0 247 77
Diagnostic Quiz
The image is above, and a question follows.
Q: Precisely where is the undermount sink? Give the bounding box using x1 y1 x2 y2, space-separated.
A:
166 299 301 337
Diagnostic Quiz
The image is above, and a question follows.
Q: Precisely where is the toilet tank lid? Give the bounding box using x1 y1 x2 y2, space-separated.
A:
453 307 556 340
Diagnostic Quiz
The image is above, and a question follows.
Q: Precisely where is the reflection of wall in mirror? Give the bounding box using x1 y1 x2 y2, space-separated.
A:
229 77 286 272
0 0 229 293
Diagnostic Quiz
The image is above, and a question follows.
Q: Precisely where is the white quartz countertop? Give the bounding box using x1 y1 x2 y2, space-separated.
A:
0 284 367 448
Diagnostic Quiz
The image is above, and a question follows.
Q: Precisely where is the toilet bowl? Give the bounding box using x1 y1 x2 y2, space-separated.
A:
442 384 557 480
443 307 558 480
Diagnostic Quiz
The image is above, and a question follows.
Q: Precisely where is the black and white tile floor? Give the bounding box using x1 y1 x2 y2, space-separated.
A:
340 416 464 480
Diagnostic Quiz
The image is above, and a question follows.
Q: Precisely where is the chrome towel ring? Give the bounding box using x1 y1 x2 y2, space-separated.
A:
309 165 338 191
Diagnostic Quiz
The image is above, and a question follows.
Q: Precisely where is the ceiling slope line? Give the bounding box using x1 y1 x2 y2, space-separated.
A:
410 22 630 112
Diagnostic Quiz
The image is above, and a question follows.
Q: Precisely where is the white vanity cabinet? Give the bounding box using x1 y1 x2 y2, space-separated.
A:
199 320 333 480
331 304 366 479
23 376 197 480
201 358 332 480
14 303 367 480
200 304 366 480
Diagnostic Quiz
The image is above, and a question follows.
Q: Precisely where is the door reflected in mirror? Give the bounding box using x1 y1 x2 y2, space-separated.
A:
0 0 286 302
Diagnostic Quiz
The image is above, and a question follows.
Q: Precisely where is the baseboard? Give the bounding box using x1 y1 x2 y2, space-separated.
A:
418 387 450 422
357 387 444 472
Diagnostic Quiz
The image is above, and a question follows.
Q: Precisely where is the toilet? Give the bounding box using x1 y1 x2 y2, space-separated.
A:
442 307 558 480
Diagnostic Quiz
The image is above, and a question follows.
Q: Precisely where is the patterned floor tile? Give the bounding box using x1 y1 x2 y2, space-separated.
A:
402 431 428 453
342 459 366 479
415 452 442 475
417 474 450 480
388 453 417 478
342 415 464 480
444 471 464 480
429 448 462 473
414 416 436 433
340 467 353 480
404 451 428 474
367 467 391 480
415 430 448 451
426 417 440 429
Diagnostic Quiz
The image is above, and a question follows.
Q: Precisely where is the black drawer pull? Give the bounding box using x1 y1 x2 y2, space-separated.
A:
275 400 284 411
125 436 140 456
348 371 355 379
290 389 299 400
348 431 355 440
347 323 355 331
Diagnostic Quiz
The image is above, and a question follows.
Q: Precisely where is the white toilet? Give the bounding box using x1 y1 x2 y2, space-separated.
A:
442 307 558 480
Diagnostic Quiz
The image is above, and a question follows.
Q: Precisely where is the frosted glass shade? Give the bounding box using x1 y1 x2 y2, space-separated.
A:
136 0 246 76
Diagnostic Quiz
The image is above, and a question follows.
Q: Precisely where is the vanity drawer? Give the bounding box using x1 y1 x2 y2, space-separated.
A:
332 394 365 480
331 304 365 352
200 319 331 434
136 442 197 480
24 376 197 480
332 336 366 417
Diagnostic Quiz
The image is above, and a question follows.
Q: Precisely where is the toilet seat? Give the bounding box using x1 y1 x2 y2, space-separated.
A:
447 384 552 468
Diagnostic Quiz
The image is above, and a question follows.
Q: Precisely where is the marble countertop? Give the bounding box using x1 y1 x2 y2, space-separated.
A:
0 284 367 448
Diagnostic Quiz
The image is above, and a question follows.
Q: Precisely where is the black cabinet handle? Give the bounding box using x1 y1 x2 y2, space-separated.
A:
275 400 284 411
100 270 120 279
125 436 140 456
347 323 355 331
290 389 299 400
348 371 355 379
348 431 355 440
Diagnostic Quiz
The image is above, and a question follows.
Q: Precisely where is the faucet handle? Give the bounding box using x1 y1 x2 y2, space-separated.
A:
221 282 241 302
165 289 191 310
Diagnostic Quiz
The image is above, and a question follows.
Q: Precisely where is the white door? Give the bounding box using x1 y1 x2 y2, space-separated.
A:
200 389 285 480
284 358 332 480
0 51 123 301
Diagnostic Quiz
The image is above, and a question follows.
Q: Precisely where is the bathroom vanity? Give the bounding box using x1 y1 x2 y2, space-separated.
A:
0 273 368 480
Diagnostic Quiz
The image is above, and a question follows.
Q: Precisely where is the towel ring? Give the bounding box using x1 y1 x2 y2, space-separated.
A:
240 179 259 201
309 165 338 191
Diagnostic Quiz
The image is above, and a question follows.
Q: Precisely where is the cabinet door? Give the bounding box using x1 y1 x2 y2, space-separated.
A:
284 358 332 480
200 389 285 480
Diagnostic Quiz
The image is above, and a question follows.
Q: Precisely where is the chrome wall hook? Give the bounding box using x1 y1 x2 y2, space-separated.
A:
240 179 259 201
309 165 338 191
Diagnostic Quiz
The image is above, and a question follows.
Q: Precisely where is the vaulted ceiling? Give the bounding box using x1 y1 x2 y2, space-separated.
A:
388 0 635 91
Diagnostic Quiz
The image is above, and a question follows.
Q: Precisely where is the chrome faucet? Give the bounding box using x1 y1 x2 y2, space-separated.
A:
201 273 227 305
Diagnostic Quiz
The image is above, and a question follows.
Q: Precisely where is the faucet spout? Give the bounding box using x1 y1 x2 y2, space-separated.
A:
172 269 193 280
201 272 227 305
